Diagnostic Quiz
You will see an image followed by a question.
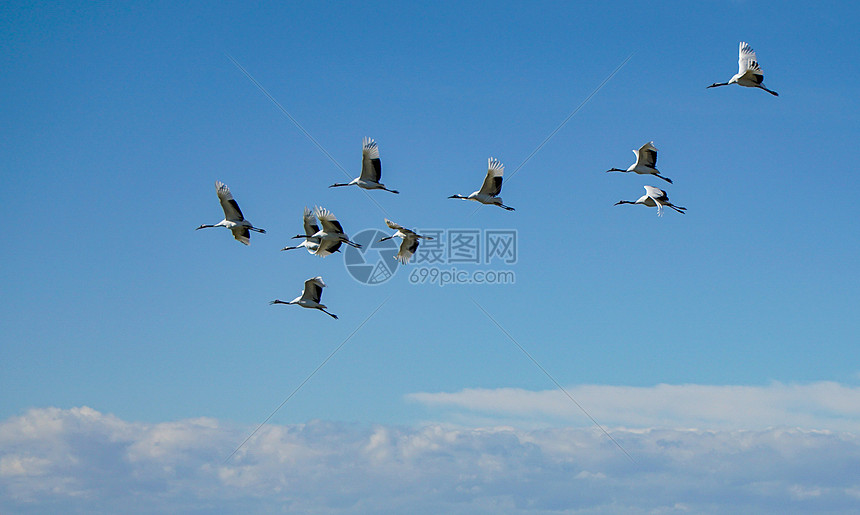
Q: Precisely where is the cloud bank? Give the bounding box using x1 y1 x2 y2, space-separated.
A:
407 381 860 431
2 382 860 514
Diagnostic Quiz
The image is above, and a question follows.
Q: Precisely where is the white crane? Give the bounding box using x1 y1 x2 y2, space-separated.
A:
707 41 778 96
606 141 673 184
196 181 266 245
615 185 687 217
289 207 362 250
281 207 323 254
378 219 434 264
329 137 399 193
449 157 515 211
270 276 337 319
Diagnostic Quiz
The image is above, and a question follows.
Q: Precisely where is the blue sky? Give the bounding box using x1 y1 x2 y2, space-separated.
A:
2 1 860 512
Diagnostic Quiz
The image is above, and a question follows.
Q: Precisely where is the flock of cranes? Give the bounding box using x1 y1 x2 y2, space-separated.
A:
607 142 687 217
607 41 777 216
198 42 777 318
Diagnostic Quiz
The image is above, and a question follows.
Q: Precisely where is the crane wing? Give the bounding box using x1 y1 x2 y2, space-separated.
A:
644 185 669 202
478 157 504 197
385 219 418 238
231 226 250 245
315 207 345 233
301 276 325 302
635 142 658 168
738 41 763 76
360 137 382 182
385 219 405 231
396 236 421 264
215 181 244 221
314 239 342 257
302 207 320 237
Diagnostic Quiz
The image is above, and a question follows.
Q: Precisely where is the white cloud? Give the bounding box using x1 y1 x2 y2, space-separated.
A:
1 390 860 514
406 382 860 431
